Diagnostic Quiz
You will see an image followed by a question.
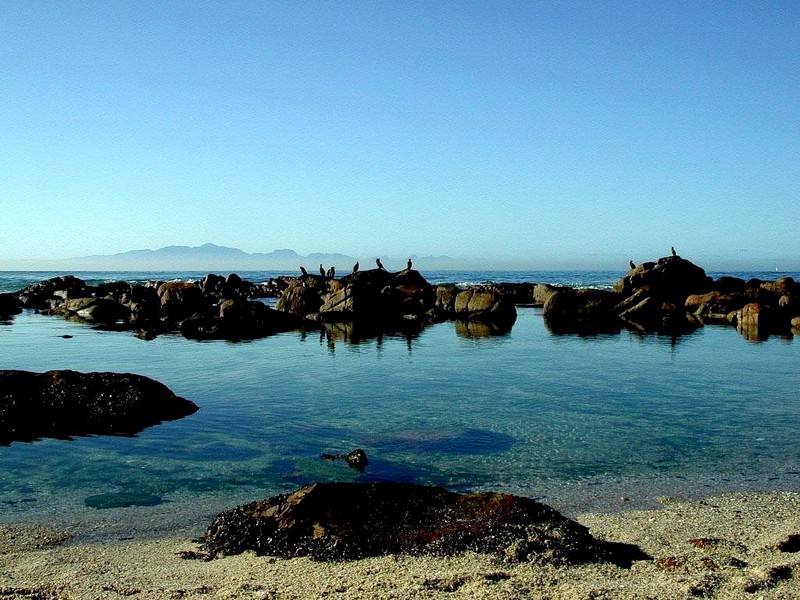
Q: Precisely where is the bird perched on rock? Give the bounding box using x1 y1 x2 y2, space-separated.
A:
671 246 677 257
326 266 335 279
376 258 385 270
319 264 325 277
407 258 412 270
629 260 636 270
353 261 359 273
300 266 308 277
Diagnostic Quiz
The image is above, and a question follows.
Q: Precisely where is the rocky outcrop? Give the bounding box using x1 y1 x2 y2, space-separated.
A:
611 256 711 334
684 276 800 339
614 257 711 302
0 369 198 445
10 262 798 341
278 268 438 326
12 274 299 341
539 255 799 339
201 482 648 565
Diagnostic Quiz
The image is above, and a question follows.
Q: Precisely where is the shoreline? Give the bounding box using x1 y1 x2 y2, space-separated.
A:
3 490 800 599
4 470 800 547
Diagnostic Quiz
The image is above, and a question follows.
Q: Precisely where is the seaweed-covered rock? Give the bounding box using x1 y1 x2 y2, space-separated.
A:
202 482 648 566
0 369 198 444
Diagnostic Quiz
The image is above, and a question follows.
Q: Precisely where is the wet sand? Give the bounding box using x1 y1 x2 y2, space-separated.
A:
3 491 800 599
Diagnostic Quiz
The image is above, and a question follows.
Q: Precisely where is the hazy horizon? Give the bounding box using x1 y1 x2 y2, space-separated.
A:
1 242 796 274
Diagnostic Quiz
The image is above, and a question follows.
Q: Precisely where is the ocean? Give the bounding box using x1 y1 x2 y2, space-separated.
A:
1 269 798 543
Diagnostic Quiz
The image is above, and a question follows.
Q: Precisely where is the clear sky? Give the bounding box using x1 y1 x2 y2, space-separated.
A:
2 1 798 270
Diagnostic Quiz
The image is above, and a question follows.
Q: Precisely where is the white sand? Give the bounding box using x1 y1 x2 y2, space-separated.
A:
3 492 800 599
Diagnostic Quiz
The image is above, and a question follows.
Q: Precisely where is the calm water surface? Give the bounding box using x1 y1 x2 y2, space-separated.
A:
1 270 798 540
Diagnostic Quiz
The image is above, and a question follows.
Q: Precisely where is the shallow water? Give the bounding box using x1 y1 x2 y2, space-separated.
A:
1 270 799 540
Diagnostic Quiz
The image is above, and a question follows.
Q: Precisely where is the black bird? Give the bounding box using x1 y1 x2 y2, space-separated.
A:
319 264 325 277
407 258 412 270
629 260 636 270
353 261 359 273
326 266 335 279
376 258 385 270
671 246 677 257
300 266 308 277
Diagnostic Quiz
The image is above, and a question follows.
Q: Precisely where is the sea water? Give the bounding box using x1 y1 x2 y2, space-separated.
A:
1 270 798 541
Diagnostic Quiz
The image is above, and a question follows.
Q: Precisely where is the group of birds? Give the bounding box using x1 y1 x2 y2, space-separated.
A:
301 258 412 279
629 247 678 270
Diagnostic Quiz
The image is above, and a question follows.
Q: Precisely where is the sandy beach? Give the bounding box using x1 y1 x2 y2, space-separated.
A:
3 491 800 599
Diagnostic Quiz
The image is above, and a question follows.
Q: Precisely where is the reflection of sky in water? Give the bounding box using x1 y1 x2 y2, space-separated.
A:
1 306 798 531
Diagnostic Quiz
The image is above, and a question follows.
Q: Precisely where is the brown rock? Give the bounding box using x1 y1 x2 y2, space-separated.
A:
736 303 775 341
201 482 648 565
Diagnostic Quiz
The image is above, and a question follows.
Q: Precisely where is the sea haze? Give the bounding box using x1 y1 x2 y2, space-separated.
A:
3 244 463 272
0 269 798 542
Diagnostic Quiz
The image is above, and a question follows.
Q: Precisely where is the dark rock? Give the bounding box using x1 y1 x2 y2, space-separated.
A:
773 533 800 553
613 256 710 302
201 482 648 566
157 281 208 322
181 300 300 340
543 288 622 334
488 282 537 305
0 293 22 318
279 268 436 325
15 275 90 309
711 276 748 295
610 256 711 334
321 448 369 473
57 297 130 324
0 369 198 445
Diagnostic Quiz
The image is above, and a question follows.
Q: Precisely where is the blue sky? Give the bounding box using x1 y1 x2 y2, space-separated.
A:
2 1 798 270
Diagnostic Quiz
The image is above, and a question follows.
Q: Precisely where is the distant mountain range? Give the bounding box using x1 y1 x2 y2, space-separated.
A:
57 243 463 272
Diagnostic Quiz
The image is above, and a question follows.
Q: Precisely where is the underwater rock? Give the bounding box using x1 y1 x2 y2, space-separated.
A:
320 448 369 472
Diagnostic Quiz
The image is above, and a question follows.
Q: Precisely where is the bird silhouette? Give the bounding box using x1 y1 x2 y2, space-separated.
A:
629 260 636 270
319 264 325 277
376 258 385 270
671 246 677 257
407 258 412 270
353 261 359 273
300 266 308 277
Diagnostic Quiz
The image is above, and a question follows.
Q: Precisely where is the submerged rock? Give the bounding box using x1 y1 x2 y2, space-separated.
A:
201 482 648 565
0 369 198 444
320 448 369 472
